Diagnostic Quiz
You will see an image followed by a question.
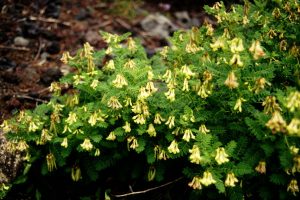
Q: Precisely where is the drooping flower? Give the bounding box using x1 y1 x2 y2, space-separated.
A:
224 71 239 89
94 148 100 156
234 98 246 112
28 121 40 132
181 65 195 78
147 123 157 137
107 96 123 110
66 112 77 125
106 131 116 141
46 153 57 172
158 149 168 160
61 138 68 148
60 51 74 64
104 60 115 71
199 124 210 134
16 140 29 151
210 37 225 51
249 41 265 60
189 145 203 164
168 140 180 154
286 91 300 112
127 37 137 52
162 69 172 83
186 42 201 53
225 173 238 187
229 54 243 67
80 138 93 151
146 81 158 94
200 171 216 186
287 118 300 136
255 161 266 174
133 114 146 124
182 78 189 92
215 147 229 165
112 74 128 88
188 176 202 190
165 115 175 129
229 38 244 53
154 113 165 124
124 59 136 69
287 179 299 196
127 136 139 149
123 121 131 133
265 111 286 133
262 96 281 114
147 70 154 80
182 129 195 142
165 88 176 102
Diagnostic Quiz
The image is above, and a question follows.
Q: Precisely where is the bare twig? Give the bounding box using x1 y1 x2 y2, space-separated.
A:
29 16 71 26
34 37 44 61
111 177 183 198
0 45 30 51
14 94 48 103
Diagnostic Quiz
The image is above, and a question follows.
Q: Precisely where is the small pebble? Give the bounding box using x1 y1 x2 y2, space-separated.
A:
13 36 29 47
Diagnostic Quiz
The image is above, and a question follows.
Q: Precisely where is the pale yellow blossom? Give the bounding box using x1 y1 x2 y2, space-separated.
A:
224 71 239 89
66 112 77 124
80 138 93 151
124 59 136 69
90 79 99 89
215 147 229 165
188 176 202 190
189 145 203 164
147 123 157 137
112 74 128 88
107 96 123 110
199 124 210 134
225 173 238 187
181 65 195 78
168 140 180 154
249 41 265 60
165 88 175 102
287 179 299 196
255 161 266 174
106 131 116 141
61 138 68 148
200 171 216 186
182 129 195 142
133 114 146 124
234 98 246 112
182 78 189 92
154 113 165 124
165 116 175 129
229 54 243 67
123 121 131 132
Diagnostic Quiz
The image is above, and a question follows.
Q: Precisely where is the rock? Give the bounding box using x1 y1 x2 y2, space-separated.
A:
140 13 178 39
175 11 191 28
40 52 49 60
13 36 29 47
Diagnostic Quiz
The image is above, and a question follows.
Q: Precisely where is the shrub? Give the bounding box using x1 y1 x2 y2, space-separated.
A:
1 0 300 199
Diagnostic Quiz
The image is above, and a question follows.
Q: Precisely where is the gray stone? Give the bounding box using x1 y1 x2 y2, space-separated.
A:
13 36 30 47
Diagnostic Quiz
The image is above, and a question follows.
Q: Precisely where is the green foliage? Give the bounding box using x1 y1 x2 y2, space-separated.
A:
1 0 300 199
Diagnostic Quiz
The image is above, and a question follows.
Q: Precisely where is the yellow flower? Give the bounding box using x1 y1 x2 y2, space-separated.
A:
138 87 151 100
80 138 93 151
186 42 201 54
200 171 216 186
158 149 168 160
88 112 97 126
90 79 99 89
189 145 203 164
83 42 93 57
39 129 53 144
28 121 40 132
106 131 116 141
199 124 210 134
225 173 238 187
287 118 300 136
60 51 74 64
182 129 195 142
249 41 265 60
215 147 229 165
124 59 136 69
210 37 225 51
188 176 202 190
234 98 246 112
165 115 175 129
253 77 270 93
127 37 136 52
61 138 68 148
107 96 123 110
160 46 169 58
182 78 189 92
205 24 214 36
1 120 12 133
73 75 84 85
224 71 239 89
229 54 243 67
255 161 266 174
104 60 115 71
262 96 281 114
124 97 132 107
133 114 146 124
265 111 286 133
112 74 128 88
71 166 81 182
147 70 154 80
147 123 157 137
105 46 113 55
197 84 211 98
287 179 299 196
181 65 195 78
16 140 29 151
290 146 299 155
154 113 165 124
94 148 100 156
46 153 57 172
49 82 61 94
146 81 158 94
66 112 77 125
168 140 180 154
123 121 131 133
165 88 176 102
229 38 244 53
127 136 139 149
162 69 172 83
286 91 300 112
